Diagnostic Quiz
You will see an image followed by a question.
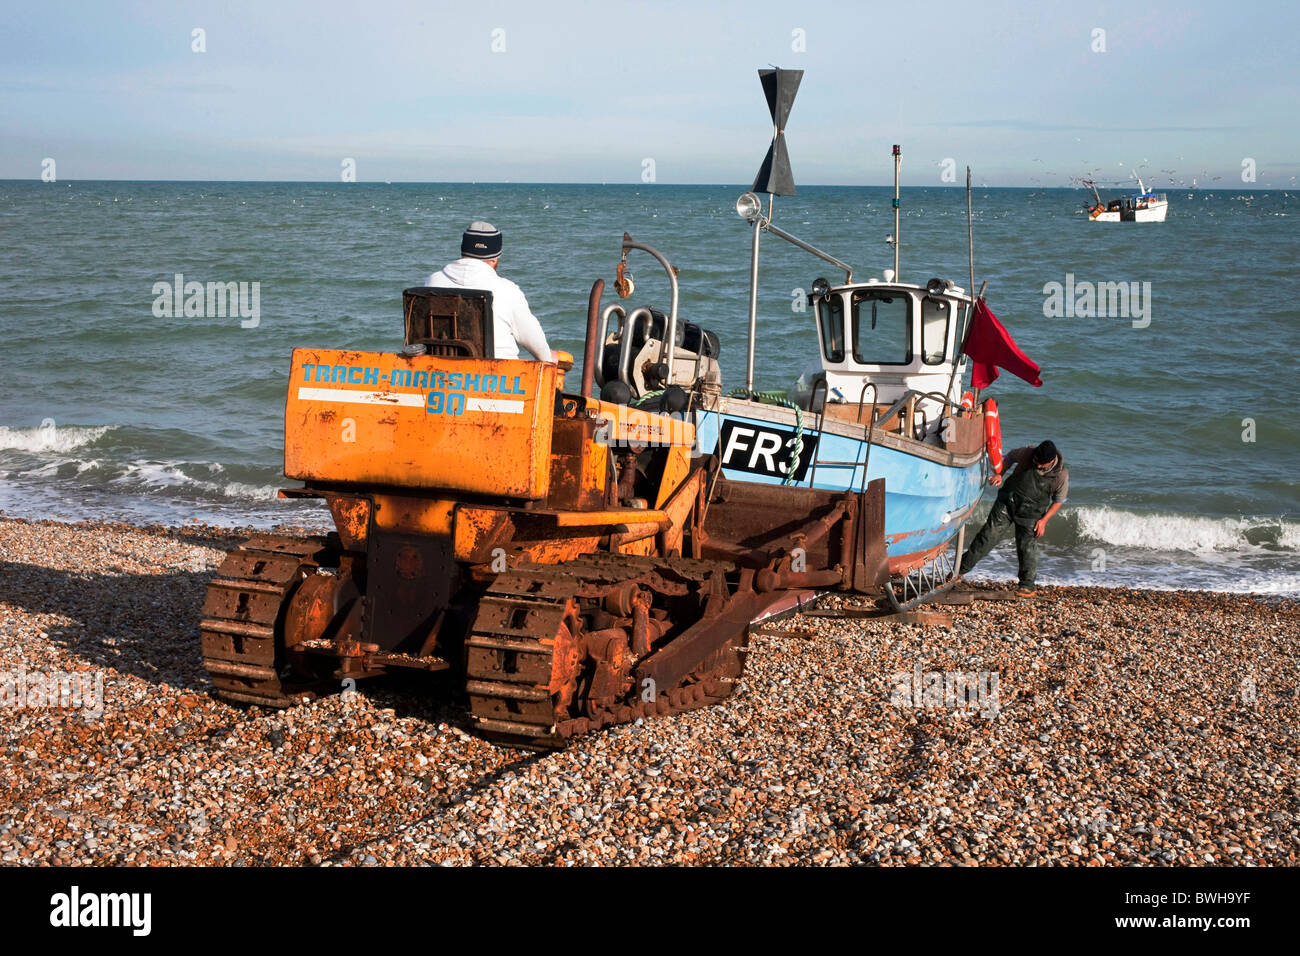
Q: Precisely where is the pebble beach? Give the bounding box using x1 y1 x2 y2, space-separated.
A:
1 516 1297 867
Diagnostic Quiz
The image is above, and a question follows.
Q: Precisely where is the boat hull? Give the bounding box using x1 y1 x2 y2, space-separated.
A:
694 404 985 574
1089 202 1168 222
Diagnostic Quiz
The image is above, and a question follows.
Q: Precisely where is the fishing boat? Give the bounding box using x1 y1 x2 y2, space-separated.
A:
1082 176 1169 222
592 69 1010 609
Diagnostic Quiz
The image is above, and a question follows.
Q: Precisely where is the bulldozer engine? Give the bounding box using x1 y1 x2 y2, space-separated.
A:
597 307 723 400
200 277 888 748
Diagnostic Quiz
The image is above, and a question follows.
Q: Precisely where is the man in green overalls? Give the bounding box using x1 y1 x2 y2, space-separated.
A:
958 440 1068 595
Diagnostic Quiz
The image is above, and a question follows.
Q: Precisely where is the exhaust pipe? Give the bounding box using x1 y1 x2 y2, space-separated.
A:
582 279 604 398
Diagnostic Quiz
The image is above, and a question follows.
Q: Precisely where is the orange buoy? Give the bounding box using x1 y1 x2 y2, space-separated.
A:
961 391 975 409
983 397 1003 474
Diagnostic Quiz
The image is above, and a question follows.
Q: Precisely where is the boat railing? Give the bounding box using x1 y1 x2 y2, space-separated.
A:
869 390 917 434
805 377 834 489
855 381 879 426
916 390 969 415
868 389 971 440
855 382 879 494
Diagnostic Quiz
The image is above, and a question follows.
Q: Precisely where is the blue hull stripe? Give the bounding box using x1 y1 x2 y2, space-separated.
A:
696 409 985 560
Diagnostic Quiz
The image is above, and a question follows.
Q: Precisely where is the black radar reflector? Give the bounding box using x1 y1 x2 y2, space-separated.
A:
751 68 802 197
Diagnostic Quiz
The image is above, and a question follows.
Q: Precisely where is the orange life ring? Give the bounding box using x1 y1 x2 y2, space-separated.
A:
983 397 1003 474
961 391 975 409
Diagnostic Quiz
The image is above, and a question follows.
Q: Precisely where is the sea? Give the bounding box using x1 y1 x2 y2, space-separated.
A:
1 181 1296 596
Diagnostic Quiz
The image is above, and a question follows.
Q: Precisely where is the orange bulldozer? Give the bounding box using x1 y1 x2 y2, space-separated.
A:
200 250 888 747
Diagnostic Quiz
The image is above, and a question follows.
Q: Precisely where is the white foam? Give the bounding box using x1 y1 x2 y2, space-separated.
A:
1231 573 1300 597
1072 505 1298 554
0 423 114 454
216 480 280 501
116 461 191 488
109 460 280 500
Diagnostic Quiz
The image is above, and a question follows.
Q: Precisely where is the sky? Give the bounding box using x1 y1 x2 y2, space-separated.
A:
2 0 1297 187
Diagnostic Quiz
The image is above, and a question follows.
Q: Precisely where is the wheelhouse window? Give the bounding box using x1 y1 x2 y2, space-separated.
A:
851 291 912 365
818 295 845 362
920 297 950 365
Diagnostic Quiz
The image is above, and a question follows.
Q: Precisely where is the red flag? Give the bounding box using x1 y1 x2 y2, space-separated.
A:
960 299 1042 389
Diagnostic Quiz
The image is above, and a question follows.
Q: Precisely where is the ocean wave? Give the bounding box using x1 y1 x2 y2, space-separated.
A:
1069 505 1298 553
1 453 282 503
0 423 115 454
107 460 281 501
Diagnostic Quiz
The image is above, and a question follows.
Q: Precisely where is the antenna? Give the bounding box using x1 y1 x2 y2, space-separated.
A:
892 145 901 279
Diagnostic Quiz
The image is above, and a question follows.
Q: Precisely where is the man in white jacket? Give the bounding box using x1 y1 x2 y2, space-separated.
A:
426 222 556 362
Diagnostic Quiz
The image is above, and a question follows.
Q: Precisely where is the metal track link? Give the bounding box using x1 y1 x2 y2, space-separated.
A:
199 534 333 708
465 554 748 749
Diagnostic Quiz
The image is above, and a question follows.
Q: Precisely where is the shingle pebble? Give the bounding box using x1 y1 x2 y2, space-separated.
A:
1 516 1297 866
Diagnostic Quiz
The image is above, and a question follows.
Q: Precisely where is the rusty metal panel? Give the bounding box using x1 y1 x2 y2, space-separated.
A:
453 506 517 563
363 530 456 653
615 536 656 556
634 588 768 692
586 397 695 450
514 536 603 564
284 348 556 499
854 478 889 592
551 508 668 527
370 493 455 535
655 466 704 556
702 477 840 567
326 494 371 550
547 417 607 511
653 445 692 510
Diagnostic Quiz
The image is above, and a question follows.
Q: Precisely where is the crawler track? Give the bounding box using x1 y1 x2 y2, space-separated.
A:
466 554 749 748
200 534 337 707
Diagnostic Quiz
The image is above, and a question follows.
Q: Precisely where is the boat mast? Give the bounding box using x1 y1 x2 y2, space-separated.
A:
892 144 901 279
745 211 761 397
743 68 802 398
737 69 856 397
967 165 975 322
944 166 977 404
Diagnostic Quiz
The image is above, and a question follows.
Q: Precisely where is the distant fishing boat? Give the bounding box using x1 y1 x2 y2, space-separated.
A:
1082 176 1168 222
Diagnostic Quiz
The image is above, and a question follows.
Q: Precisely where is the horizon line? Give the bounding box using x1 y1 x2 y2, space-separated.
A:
2 178 1289 192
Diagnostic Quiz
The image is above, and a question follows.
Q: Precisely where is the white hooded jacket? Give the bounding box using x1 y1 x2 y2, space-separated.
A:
425 258 554 362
